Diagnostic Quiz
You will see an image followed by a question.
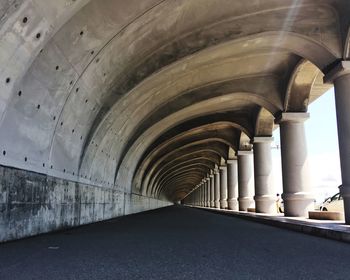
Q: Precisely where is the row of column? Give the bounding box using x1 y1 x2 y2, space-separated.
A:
185 113 313 217
184 61 350 223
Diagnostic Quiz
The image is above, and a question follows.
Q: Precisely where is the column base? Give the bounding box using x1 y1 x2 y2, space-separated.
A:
238 197 254 211
227 199 239 211
214 201 220 208
254 195 277 214
340 185 350 224
220 200 228 209
210 201 215 208
282 192 314 217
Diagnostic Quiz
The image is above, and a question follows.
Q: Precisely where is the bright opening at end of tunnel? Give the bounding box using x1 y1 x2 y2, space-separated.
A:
272 88 341 203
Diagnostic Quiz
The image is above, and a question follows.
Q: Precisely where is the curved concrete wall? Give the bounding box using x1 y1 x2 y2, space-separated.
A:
0 0 349 241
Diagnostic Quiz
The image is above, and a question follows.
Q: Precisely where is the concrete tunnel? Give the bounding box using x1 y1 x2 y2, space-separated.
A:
1 0 350 243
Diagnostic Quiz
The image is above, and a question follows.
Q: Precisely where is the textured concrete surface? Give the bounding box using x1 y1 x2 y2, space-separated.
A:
0 1 342 200
1 0 350 240
0 164 170 242
0 206 350 280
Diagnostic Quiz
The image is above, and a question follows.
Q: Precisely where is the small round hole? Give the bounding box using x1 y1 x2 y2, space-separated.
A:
36 33 41 39
63 169 66 173
72 129 75 133
3 150 6 156
80 31 84 36
73 172 75 175
95 58 100 63
50 165 53 169
91 50 94 55
22 17 28 24
76 88 79 93
53 116 56 121
60 122 63 126
37 104 40 109
70 80 73 85
85 99 88 103
18 91 22 96
55 66 59 70
43 163 45 167
24 157 27 162
5 77 10 84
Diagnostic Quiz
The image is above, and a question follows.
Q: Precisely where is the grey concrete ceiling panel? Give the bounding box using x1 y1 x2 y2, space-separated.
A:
0 0 348 202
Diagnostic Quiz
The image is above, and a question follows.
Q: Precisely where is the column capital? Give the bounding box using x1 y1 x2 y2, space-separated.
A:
219 165 227 171
214 168 220 175
205 177 210 182
276 112 309 124
324 61 350 84
253 137 274 144
237 150 253 156
227 159 237 164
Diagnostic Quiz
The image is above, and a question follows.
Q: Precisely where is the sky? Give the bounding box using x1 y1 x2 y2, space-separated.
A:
271 88 342 202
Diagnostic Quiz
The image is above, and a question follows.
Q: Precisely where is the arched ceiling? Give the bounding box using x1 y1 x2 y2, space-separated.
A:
0 0 349 202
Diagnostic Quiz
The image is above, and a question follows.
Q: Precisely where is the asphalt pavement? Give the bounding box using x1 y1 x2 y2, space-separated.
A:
0 205 349 280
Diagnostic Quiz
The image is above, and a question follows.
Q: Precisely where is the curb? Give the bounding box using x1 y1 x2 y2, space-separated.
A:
193 207 350 244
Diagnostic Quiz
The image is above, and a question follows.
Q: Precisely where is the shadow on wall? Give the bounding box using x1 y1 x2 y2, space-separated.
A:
0 165 171 243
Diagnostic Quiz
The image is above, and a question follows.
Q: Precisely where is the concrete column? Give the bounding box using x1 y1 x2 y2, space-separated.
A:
202 179 206 207
205 179 209 207
227 159 239 211
201 181 205 207
210 174 215 208
253 137 276 214
204 180 207 207
194 188 198 206
219 165 228 209
325 61 350 223
278 113 314 217
199 183 202 206
206 177 211 207
237 151 254 211
214 169 220 208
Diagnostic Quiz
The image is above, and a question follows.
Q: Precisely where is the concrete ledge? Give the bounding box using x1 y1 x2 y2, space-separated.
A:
247 208 256 213
192 206 350 244
309 211 344 221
